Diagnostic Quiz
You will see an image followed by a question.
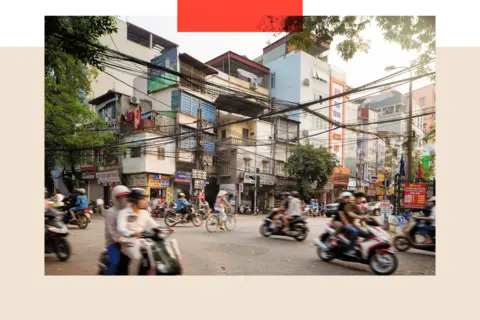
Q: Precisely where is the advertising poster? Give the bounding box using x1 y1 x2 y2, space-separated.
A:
331 81 345 165
148 47 179 93
403 183 428 209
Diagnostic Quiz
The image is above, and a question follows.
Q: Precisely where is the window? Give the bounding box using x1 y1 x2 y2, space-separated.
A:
221 129 227 139
395 104 404 113
244 159 251 172
131 147 141 158
262 161 269 174
382 106 395 115
270 73 276 89
157 147 165 160
419 97 426 106
242 128 249 139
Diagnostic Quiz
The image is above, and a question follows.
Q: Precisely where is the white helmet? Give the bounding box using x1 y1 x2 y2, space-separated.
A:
78 188 86 195
339 191 353 199
111 185 131 209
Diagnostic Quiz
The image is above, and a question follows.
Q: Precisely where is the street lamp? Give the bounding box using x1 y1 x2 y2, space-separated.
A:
385 65 413 181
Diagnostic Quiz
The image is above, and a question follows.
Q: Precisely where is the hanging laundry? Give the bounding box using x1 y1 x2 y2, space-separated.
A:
133 105 142 131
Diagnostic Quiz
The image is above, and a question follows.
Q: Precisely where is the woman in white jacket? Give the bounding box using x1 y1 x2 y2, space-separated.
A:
117 188 159 276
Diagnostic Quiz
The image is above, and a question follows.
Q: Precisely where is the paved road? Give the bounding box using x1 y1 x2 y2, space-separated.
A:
45 215 435 276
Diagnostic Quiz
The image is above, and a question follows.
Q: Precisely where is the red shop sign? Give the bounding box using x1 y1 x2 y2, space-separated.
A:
403 183 428 209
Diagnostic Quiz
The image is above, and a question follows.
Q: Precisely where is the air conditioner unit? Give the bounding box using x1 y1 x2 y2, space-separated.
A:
250 81 258 90
303 78 310 86
130 96 140 105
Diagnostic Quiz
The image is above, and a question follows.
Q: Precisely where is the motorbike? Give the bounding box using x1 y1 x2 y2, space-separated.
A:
259 208 309 241
56 198 92 229
308 206 319 217
314 219 398 275
164 204 203 227
151 205 166 219
45 209 71 261
393 218 435 252
97 226 183 276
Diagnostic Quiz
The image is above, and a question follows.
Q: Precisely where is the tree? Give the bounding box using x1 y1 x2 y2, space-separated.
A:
45 16 117 71
45 16 119 188
264 16 435 75
285 142 338 199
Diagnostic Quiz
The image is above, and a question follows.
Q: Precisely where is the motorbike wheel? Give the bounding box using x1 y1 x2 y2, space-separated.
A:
369 250 399 275
55 238 71 261
393 236 411 252
317 235 334 261
192 214 203 227
166 260 183 275
78 216 89 229
294 227 308 241
164 212 177 227
260 224 272 237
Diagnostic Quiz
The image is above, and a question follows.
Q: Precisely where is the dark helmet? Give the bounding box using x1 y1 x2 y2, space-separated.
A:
291 191 299 198
281 192 290 197
127 188 148 203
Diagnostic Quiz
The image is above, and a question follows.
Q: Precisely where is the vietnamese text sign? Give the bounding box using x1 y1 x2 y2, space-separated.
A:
192 169 207 180
149 175 170 187
175 171 191 183
259 174 275 186
403 183 428 209
129 174 148 187
96 171 121 184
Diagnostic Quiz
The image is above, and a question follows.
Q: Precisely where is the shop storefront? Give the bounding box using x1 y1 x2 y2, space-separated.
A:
173 171 192 201
96 170 122 205
148 174 172 203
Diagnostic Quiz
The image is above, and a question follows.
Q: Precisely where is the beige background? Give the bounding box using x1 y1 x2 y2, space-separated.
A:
0 47 477 319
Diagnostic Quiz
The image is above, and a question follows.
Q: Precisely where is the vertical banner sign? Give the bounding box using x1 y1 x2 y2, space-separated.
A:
148 46 179 93
403 183 428 209
331 81 345 165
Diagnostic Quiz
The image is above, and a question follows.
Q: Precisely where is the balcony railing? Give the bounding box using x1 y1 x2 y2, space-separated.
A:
120 111 176 135
217 136 257 146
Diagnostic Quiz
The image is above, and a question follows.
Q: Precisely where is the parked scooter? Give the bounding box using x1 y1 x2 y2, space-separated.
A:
314 219 398 275
97 226 183 275
45 209 71 261
259 208 309 241
393 217 435 252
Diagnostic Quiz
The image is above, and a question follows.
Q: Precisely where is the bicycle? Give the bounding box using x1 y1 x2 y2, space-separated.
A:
205 210 236 233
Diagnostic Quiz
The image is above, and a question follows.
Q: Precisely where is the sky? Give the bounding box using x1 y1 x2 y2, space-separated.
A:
124 16 433 94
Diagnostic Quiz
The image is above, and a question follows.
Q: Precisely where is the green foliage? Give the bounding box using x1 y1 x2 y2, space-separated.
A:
268 16 435 76
45 16 117 71
45 16 119 176
285 142 338 199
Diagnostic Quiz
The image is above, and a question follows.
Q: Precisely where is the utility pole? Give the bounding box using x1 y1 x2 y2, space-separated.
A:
406 74 414 181
191 108 204 206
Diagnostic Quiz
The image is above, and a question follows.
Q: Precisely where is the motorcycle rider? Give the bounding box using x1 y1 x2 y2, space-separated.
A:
69 188 88 221
342 192 371 257
117 188 159 276
176 192 190 222
414 196 436 244
282 191 301 233
104 185 131 275
273 192 290 229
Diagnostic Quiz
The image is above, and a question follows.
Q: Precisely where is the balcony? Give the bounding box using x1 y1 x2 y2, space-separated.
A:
120 111 176 135
217 137 256 150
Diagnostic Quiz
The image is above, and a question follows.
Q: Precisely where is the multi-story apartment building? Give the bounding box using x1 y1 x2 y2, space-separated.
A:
81 18 176 202
410 83 436 143
257 36 352 200
204 52 280 210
